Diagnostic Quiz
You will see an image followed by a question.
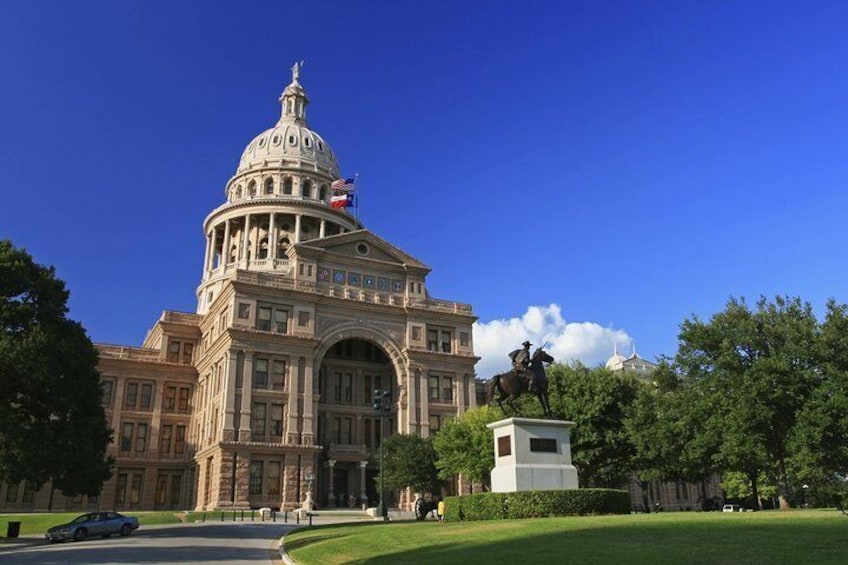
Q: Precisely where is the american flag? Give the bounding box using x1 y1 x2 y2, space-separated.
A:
330 178 356 192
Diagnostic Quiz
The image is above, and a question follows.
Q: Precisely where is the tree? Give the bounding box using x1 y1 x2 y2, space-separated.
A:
674 296 819 509
433 406 502 490
0 240 112 504
377 433 438 495
545 363 638 488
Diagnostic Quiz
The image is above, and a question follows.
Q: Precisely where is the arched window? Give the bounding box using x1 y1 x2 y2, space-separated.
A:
235 185 243 199
302 180 312 199
278 236 291 255
319 185 327 201
283 177 293 195
264 178 274 195
248 181 257 197
258 238 269 260
229 245 238 263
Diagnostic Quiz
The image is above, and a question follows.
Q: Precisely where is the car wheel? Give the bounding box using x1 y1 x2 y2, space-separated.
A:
74 528 87 541
119 523 132 536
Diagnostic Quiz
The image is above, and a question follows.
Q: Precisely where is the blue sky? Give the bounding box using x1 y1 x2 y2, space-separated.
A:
2 1 848 376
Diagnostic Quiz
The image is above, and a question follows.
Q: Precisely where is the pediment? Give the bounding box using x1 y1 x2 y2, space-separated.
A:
292 230 430 272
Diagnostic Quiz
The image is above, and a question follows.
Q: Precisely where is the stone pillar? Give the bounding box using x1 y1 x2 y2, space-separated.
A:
269 212 277 260
419 369 430 437
294 214 302 243
203 228 214 277
233 450 251 508
223 351 238 440
326 459 336 508
222 219 231 269
149 381 166 455
282 453 300 511
241 214 251 266
319 219 326 238
302 357 315 445
239 355 253 441
359 461 368 507
407 367 419 435
285 357 300 444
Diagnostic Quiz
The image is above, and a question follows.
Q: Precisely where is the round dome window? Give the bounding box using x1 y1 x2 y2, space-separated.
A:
356 243 370 256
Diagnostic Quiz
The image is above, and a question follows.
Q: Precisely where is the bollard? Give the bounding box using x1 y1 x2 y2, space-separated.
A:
284 511 288 523
296 512 300 524
221 512 224 522
240 510 244 522
233 511 237 522
251 509 255 521
202 512 206 523
308 513 313 527
272 510 276 522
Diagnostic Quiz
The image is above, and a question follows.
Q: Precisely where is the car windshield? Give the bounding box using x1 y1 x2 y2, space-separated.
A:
70 514 93 524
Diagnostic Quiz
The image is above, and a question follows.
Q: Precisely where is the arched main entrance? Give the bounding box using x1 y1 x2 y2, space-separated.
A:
315 337 397 508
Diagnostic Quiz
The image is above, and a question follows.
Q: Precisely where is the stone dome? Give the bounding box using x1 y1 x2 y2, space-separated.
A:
236 62 340 177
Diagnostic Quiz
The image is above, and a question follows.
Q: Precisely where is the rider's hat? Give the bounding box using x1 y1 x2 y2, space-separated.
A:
522 341 532 348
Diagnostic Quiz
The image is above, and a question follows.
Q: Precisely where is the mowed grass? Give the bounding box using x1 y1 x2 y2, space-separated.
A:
0 511 185 536
284 509 848 565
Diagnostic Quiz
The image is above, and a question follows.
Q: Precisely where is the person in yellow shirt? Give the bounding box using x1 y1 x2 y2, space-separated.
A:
437 499 445 524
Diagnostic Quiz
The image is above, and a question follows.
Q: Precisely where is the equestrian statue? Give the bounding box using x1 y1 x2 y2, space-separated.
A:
486 342 554 418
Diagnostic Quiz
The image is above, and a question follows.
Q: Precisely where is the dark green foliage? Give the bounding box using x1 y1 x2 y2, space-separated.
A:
432 405 502 488
377 433 438 494
444 489 630 521
0 240 113 499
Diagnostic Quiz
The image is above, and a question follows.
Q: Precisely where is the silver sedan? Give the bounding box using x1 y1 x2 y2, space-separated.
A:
45 511 139 542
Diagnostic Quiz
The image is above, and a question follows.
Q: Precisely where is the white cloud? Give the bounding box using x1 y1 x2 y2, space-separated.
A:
472 304 633 378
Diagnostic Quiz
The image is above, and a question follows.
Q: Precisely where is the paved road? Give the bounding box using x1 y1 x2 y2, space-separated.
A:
0 522 296 565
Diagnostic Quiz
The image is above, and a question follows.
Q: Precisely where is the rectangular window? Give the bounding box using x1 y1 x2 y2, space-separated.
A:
297 311 310 327
130 473 142 504
252 403 266 438
182 342 194 364
170 475 182 507
125 383 138 409
175 426 186 455
121 423 134 452
178 387 190 412
460 332 470 347
272 360 286 390
257 306 272 331
140 383 153 410
164 386 177 411
267 462 281 495
333 372 342 403
274 309 288 333
5 482 18 503
429 414 441 433
426 327 453 353
159 425 172 455
427 329 438 352
249 461 263 495
115 474 128 505
271 404 284 437
442 377 453 403
254 358 269 388
429 376 440 400
168 340 181 362
101 380 114 406
135 423 148 452
342 373 352 403
22 480 36 504
156 475 168 505
364 418 372 448
237 303 251 319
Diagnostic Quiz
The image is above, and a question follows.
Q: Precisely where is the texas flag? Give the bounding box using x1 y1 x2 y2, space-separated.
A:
330 193 355 209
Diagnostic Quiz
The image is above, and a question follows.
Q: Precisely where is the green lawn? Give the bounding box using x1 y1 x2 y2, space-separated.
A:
284 510 848 565
0 511 185 537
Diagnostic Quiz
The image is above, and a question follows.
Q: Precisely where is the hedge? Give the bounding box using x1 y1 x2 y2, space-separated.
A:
443 489 630 521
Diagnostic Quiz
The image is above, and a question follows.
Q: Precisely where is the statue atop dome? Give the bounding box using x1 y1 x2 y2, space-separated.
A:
291 60 304 83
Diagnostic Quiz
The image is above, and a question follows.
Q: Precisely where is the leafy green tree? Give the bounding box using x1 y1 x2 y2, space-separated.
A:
0 240 113 505
675 296 819 509
432 405 502 490
377 433 438 494
545 363 638 488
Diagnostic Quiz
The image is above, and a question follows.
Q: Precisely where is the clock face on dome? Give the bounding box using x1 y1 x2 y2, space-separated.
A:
333 270 345 284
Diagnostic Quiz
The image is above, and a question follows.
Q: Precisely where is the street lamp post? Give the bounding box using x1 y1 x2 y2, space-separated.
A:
373 388 391 521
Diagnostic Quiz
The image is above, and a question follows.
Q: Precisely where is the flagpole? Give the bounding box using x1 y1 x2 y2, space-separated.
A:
353 173 360 226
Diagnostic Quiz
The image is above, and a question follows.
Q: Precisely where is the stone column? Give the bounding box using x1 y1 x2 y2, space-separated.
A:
203 228 214 278
326 459 336 508
319 219 326 239
149 381 166 455
301 357 315 445
239 355 254 441
233 451 251 508
419 369 430 437
241 214 251 266
294 214 302 243
359 461 368 507
407 367 419 435
285 357 300 444
222 219 231 269
269 212 277 261
223 350 238 440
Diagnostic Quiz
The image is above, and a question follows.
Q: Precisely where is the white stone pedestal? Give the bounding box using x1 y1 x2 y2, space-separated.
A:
487 417 579 492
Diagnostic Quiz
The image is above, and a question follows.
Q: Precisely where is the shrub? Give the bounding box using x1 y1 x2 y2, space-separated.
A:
444 489 630 521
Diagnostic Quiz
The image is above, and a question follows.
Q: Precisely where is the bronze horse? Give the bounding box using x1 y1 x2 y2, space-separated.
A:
486 347 554 418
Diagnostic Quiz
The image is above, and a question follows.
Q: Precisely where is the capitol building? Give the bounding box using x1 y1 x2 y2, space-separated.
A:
1 66 478 513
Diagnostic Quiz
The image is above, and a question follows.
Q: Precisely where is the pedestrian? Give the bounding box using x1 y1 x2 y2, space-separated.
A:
437 498 445 524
